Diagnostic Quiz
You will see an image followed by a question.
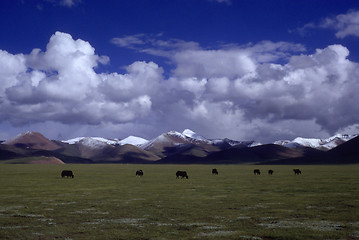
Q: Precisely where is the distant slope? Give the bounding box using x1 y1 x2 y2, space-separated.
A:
0 144 29 159
55 141 160 163
0 143 93 164
90 144 161 163
325 135 359 163
0 156 64 164
3 132 62 151
274 134 357 151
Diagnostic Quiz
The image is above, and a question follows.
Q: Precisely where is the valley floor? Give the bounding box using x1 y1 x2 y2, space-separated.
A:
0 164 358 239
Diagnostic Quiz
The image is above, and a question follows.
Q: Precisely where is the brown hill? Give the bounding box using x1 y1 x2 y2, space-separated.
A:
28 156 65 164
0 156 65 164
91 144 161 163
54 140 160 163
3 132 61 151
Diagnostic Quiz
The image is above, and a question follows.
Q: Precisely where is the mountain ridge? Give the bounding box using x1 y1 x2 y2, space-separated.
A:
1 130 358 164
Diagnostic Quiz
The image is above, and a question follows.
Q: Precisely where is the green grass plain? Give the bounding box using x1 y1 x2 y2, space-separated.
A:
0 164 358 239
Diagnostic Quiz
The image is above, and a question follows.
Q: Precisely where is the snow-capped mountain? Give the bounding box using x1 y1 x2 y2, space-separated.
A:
182 129 209 142
61 129 259 152
139 130 218 158
140 130 189 151
274 134 358 150
2 129 359 165
212 138 261 147
119 136 149 146
140 129 246 150
62 137 120 149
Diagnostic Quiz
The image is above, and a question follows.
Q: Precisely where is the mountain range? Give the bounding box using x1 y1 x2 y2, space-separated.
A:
0 130 358 164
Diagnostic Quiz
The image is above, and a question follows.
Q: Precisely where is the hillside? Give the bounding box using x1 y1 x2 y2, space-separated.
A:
266 136 359 165
158 144 323 164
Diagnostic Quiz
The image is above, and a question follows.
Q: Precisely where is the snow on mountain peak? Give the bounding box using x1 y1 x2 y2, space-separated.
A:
62 137 119 149
182 129 196 137
167 131 186 138
182 129 207 141
119 136 148 146
293 137 323 148
275 134 358 150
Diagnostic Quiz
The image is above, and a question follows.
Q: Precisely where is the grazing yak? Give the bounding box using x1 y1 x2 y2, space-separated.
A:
136 170 143 177
176 171 189 179
268 170 274 175
293 169 302 175
253 169 261 175
212 168 218 175
61 170 74 178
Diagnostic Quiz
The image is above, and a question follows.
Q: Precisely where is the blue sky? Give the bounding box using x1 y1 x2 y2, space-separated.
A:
0 0 359 142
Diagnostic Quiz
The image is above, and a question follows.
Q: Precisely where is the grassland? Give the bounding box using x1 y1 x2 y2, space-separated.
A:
0 164 358 239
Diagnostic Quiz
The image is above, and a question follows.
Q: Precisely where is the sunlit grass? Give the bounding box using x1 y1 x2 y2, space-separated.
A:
0 164 358 239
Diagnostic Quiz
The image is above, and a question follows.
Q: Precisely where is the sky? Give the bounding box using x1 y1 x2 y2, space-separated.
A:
1 0 359 143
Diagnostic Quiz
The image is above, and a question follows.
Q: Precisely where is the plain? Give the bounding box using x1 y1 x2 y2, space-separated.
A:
0 164 358 239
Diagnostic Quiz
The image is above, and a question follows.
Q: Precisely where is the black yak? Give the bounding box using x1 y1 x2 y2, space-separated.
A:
253 169 261 175
61 170 74 178
136 170 143 177
176 171 188 179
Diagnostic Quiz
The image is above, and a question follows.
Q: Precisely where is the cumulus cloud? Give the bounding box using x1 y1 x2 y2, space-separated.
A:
321 10 359 38
297 10 359 39
156 43 359 141
0 32 161 127
172 49 256 79
112 34 305 80
1 31 359 142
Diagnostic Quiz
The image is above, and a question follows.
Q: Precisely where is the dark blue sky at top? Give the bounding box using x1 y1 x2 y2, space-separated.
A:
1 0 359 73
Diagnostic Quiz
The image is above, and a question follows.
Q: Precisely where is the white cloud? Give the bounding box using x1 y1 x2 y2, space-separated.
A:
178 77 207 98
173 49 256 79
111 35 305 80
111 34 146 48
321 10 359 38
0 50 26 95
1 32 359 142
207 77 230 97
111 34 200 58
163 43 359 140
297 10 359 39
0 32 161 128
99 61 163 102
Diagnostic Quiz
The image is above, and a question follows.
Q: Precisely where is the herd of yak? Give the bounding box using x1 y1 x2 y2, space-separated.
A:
61 168 302 179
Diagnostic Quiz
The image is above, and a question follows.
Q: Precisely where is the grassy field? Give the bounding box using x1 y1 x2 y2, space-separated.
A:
0 164 358 240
